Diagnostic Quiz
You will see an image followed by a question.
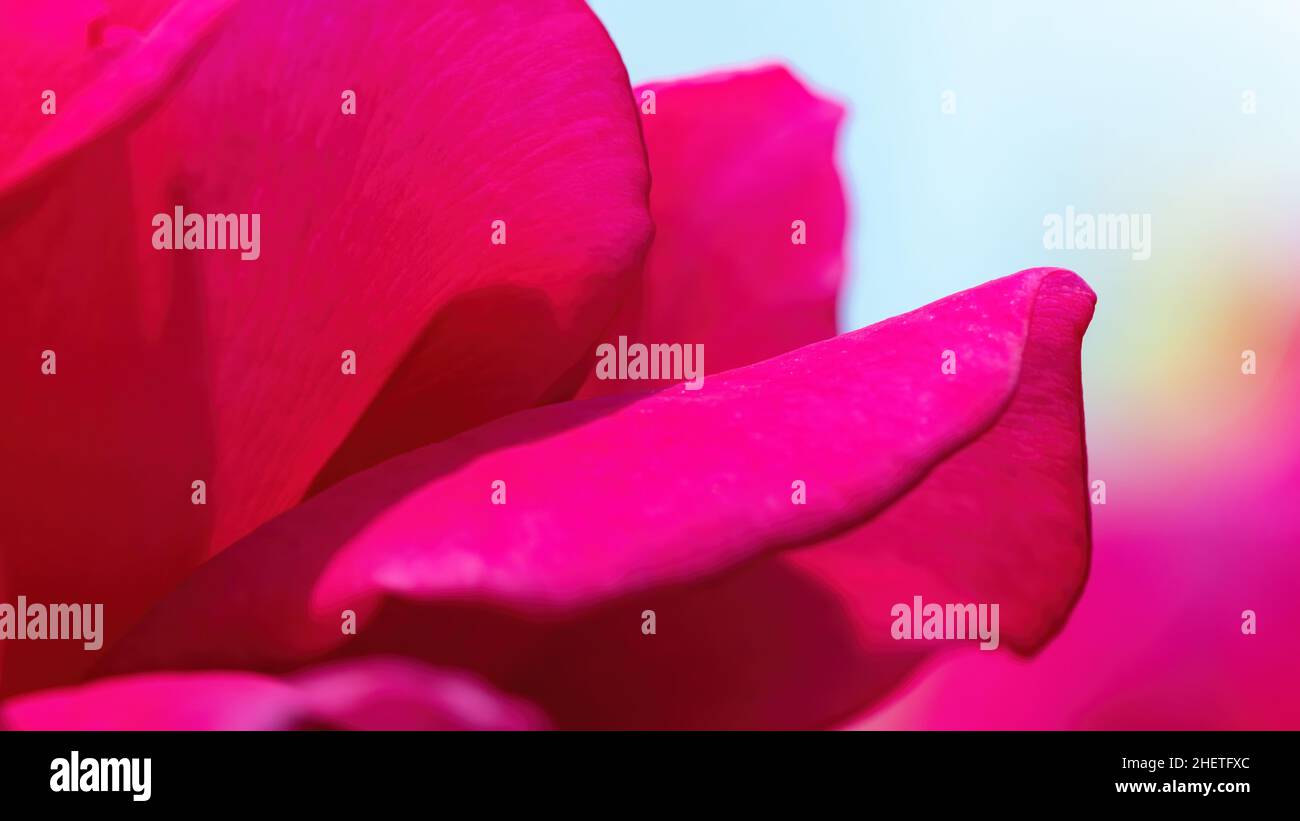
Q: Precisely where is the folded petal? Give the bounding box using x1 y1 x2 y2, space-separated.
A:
0 656 546 730
0 0 651 694
103 268 1096 728
581 65 847 397
864 322 1300 730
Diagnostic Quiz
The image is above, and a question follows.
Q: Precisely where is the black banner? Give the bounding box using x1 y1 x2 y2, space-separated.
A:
1 731 1289 809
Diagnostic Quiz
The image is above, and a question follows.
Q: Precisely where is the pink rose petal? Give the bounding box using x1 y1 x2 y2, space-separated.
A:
582 65 847 397
0 0 651 695
0 0 236 193
0 656 546 730
104 268 1095 728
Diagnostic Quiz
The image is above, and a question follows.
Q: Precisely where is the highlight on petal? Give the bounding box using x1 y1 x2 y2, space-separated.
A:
103 268 1096 728
582 64 847 397
0 0 650 695
0 657 546 730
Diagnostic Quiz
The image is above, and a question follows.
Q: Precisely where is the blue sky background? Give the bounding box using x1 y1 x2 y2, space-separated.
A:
590 0 1300 332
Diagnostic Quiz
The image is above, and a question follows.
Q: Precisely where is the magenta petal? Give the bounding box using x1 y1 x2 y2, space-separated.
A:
117 0 653 549
0 0 236 192
104 269 1095 727
0 656 546 730
583 65 847 397
0 0 650 694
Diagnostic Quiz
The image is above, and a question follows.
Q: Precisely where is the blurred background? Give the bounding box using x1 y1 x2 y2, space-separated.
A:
591 0 1300 728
